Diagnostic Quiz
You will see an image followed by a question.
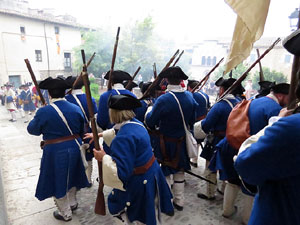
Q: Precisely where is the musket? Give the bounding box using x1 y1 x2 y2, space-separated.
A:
191 57 224 93
125 66 141 90
172 50 184 66
153 63 157 79
67 52 96 95
81 50 106 215
107 27 120 90
24 59 46 106
141 50 179 100
256 49 265 82
218 38 281 101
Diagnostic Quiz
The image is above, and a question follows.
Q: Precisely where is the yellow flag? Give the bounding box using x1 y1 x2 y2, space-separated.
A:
224 0 271 74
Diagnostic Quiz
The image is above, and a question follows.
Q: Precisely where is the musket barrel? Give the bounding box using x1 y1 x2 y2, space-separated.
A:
108 27 121 90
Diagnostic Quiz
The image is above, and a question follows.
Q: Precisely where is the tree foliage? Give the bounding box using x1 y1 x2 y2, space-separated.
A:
73 16 191 82
252 67 288 90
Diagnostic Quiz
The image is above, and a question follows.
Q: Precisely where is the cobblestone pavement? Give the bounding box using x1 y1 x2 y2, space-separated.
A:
0 106 245 225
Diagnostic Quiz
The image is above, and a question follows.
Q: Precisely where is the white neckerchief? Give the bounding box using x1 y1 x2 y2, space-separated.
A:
50 97 66 104
166 84 185 92
267 92 279 104
112 83 125 90
223 94 236 100
72 89 84 95
113 120 130 130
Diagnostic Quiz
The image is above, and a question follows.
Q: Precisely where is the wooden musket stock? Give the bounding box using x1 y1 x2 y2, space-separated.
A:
81 50 106 215
24 59 46 106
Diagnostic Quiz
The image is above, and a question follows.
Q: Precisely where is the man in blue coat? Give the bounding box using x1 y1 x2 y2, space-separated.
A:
145 66 198 211
97 70 136 155
65 76 98 186
187 80 210 167
194 77 240 200
20 82 36 123
27 77 89 222
234 28 300 225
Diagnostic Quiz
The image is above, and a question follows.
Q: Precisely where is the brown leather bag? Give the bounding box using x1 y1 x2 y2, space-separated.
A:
226 99 252 150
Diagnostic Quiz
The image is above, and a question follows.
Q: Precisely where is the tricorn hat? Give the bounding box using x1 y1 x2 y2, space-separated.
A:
104 70 132 83
24 82 32 87
159 66 189 80
187 79 199 88
283 29 300 56
108 94 141 110
257 81 276 96
271 83 290 95
4 83 13 87
39 77 71 90
215 77 236 88
65 76 84 89
123 80 138 91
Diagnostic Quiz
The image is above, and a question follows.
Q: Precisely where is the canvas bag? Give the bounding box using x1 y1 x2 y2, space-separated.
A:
226 99 252 150
51 103 88 169
169 92 198 158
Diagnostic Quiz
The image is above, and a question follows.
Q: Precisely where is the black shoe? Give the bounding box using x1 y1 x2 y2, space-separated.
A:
197 193 216 201
165 210 175 216
24 120 29 123
190 161 198 168
71 203 78 211
173 202 183 211
53 210 72 222
87 182 92 188
222 206 238 218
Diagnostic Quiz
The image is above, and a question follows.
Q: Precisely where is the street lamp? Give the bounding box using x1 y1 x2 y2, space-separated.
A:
289 8 300 30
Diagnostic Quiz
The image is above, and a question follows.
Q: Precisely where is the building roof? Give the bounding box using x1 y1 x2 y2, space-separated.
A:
0 8 94 30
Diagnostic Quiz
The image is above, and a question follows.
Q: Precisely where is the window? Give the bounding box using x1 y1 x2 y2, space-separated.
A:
64 53 71 68
20 26 25 34
201 56 206 65
35 50 42 62
207 56 211 66
212 56 217 65
54 26 59 34
284 55 291 64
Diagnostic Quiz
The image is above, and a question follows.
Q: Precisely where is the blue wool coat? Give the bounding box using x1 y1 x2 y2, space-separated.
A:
193 90 210 120
200 96 239 161
107 119 174 225
20 90 36 111
97 88 136 155
65 92 97 161
135 99 155 123
145 91 198 176
248 96 282 135
235 114 300 225
27 100 89 200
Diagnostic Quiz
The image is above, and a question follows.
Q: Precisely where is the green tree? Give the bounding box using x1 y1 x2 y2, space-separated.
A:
252 67 288 90
213 63 250 82
73 30 115 77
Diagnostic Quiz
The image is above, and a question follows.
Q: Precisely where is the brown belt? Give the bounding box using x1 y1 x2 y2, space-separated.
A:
133 155 156 175
40 134 80 149
213 130 226 137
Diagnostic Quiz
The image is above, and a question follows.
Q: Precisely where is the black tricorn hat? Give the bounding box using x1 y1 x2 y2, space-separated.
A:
159 66 189 80
215 77 236 88
65 76 84 89
271 83 290 95
232 84 245 95
108 94 141 110
283 29 300 56
104 70 132 83
39 77 71 90
123 80 138 91
24 82 32 87
257 81 276 97
4 83 13 87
